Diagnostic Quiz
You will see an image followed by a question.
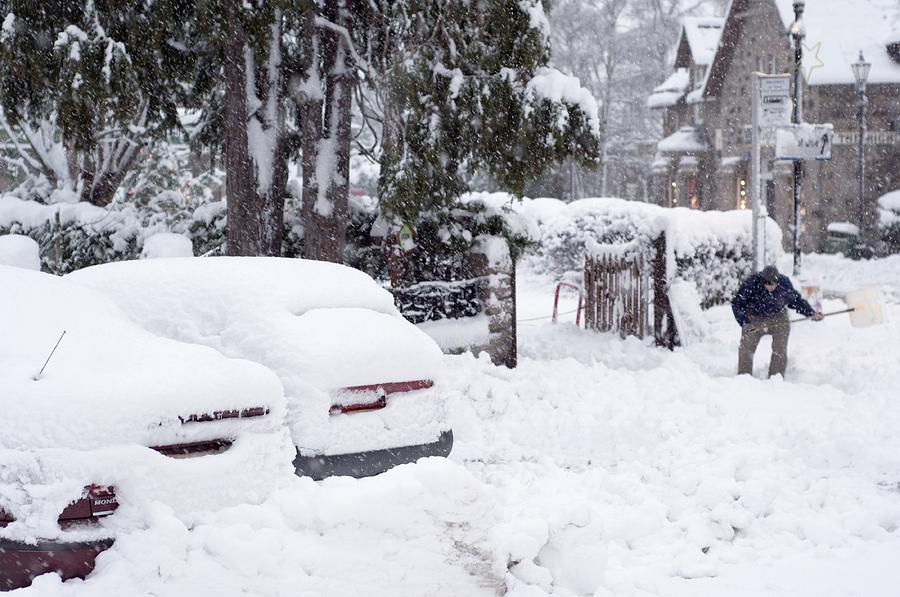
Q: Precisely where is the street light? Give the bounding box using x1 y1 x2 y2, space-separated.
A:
851 50 871 246
790 0 805 275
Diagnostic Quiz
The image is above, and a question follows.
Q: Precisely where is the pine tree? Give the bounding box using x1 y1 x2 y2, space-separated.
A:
0 1 195 206
377 0 601 232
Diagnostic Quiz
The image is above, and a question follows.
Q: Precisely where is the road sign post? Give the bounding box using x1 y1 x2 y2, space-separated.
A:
751 73 791 271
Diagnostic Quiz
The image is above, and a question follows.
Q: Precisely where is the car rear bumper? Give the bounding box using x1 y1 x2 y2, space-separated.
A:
293 429 453 480
0 537 114 591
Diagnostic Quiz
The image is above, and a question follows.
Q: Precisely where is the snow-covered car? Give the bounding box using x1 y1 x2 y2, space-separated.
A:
68 257 454 480
0 266 293 590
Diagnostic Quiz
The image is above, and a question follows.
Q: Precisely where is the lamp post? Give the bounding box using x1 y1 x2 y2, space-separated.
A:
790 0 805 275
851 50 871 247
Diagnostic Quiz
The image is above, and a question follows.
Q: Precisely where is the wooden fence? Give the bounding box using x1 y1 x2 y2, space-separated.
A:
584 233 678 349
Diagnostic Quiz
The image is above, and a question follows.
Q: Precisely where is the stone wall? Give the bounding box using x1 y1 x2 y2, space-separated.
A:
466 235 517 368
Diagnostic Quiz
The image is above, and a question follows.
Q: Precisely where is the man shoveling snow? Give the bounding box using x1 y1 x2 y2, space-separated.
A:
731 265 824 378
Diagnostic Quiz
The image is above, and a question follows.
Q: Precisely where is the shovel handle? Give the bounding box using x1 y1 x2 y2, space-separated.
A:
789 307 855 323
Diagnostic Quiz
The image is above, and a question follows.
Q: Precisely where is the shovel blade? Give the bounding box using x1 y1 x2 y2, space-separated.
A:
844 287 884 327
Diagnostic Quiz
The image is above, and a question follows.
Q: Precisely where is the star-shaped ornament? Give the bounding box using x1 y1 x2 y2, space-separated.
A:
802 42 825 82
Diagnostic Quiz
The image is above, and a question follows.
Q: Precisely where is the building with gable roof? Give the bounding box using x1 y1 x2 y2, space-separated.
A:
649 0 900 251
648 17 724 209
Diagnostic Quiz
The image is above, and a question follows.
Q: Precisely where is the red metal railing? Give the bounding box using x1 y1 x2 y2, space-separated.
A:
552 282 584 326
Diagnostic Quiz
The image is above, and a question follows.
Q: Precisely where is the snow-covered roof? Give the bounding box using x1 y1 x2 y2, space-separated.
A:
774 0 900 85
720 155 746 170
682 17 725 66
647 68 689 109
685 85 707 104
657 127 708 154
651 153 672 172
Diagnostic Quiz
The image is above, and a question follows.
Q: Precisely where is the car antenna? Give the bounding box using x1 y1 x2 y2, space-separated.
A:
33 330 66 381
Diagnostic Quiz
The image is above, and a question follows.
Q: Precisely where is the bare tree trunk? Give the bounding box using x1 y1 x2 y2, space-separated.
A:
301 0 352 263
299 0 326 261
261 134 289 256
252 12 287 257
323 6 353 263
224 0 258 256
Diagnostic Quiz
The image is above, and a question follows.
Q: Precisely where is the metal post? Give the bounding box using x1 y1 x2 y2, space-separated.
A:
751 74 763 271
790 1 805 276
857 83 867 242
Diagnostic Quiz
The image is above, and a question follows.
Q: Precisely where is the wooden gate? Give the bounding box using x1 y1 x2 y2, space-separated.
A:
584 243 647 338
584 234 678 348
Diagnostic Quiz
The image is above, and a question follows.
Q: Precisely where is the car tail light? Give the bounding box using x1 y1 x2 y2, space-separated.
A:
150 438 233 458
330 380 434 415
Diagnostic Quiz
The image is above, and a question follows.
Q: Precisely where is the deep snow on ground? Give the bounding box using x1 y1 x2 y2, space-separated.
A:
12 253 900 596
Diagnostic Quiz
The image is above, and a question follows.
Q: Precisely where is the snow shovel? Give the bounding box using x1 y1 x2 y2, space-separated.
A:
789 286 884 328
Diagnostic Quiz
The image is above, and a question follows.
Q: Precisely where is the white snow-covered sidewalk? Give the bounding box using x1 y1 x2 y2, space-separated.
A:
15 254 900 597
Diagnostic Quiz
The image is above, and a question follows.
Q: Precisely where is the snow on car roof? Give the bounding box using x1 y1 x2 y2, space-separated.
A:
0 266 285 451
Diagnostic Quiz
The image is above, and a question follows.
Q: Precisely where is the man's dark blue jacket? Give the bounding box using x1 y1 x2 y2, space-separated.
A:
731 273 815 326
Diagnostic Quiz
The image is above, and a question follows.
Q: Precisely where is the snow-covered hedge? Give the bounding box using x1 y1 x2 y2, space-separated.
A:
520 197 783 307
0 191 307 272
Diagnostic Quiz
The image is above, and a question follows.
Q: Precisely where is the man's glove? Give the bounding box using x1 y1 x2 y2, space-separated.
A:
811 311 825 321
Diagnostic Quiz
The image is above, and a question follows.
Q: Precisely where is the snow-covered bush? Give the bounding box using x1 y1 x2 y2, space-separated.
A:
525 197 783 307
0 234 40 270
0 181 308 270
878 190 900 254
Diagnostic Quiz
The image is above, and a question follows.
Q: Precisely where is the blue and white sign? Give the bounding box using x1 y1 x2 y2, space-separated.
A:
776 123 834 160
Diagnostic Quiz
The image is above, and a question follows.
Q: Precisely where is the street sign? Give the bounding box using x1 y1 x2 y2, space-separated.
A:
757 74 792 128
776 123 834 160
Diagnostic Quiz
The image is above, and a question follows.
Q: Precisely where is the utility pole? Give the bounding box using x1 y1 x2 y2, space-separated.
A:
851 51 871 248
790 0 805 276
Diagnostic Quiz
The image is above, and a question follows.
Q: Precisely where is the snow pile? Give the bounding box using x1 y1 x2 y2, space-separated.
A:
669 279 710 346
140 232 194 258
9 255 900 594
0 233 40 270
68 257 450 457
